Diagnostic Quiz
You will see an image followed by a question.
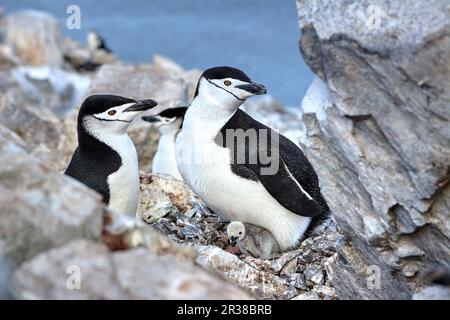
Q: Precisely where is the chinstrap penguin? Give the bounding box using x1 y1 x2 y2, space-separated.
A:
65 94 158 216
87 30 111 53
142 107 187 180
176 66 329 251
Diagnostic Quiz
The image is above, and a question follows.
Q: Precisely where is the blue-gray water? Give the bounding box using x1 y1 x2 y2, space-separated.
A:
2 0 314 106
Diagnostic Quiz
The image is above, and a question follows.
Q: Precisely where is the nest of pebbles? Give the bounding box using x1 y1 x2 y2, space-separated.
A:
139 173 341 300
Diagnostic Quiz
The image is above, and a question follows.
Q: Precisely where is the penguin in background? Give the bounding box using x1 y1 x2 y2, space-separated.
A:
87 30 111 53
142 107 187 180
176 66 329 252
65 95 158 216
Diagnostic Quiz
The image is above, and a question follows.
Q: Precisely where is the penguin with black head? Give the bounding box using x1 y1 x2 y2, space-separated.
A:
176 66 329 252
65 95 158 216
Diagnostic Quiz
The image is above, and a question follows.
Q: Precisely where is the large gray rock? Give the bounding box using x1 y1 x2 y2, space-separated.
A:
10 239 252 300
0 128 103 265
196 245 297 300
4 10 63 66
0 85 79 171
296 0 450 299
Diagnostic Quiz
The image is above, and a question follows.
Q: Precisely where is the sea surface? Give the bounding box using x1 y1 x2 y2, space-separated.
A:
1 0 314 106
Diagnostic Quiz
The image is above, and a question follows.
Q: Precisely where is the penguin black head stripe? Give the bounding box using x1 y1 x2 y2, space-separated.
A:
78 94 158 139
193 66 266 104
65 94 158 215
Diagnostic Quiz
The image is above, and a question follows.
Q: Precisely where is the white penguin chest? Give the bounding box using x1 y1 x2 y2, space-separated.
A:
106 136 140 216
176 128 256 219
152 133 182 180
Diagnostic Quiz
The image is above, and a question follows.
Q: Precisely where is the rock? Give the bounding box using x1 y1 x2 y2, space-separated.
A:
0 129 103 265
11 66 91 117
139 173 197 215
304 264 325 285
270 250 302 274
139 174 230 247
291 291 320 300
292 273 308 290
10 240 126 299
296 0 450 299
413 286 450 300
196 245 295 300
10 239 251 300
0 86 77 171
113 248 251 299
0 255 13 299
4 11 63 66
280 259 298 276
312 284 337 299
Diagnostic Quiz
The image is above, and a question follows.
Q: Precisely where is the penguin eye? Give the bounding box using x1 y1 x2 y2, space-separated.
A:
108 110 116 116
239 231 242 235
224 80 231 86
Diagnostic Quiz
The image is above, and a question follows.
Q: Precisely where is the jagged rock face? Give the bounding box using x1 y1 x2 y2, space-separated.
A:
296 0 450 299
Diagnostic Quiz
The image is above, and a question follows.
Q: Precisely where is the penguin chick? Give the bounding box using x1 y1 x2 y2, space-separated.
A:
65 95 158 216
142 107 187 180
227 221 281 260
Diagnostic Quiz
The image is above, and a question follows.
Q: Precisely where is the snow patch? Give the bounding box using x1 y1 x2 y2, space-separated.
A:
301 77 332 122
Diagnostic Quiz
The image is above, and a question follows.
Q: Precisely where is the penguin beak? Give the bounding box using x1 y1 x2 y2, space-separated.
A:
141 115 161 123
124 99 158 112
235 82 267 95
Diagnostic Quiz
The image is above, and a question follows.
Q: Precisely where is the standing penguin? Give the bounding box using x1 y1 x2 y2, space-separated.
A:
176 66 329 251
142 107 187 180
87 30 111 53
65 95 158 216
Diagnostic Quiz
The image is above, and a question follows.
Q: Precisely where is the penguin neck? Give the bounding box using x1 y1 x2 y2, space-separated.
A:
78 122 136 162
185 94 240 139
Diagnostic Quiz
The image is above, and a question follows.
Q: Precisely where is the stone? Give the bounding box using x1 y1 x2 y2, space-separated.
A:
291 291 320 300
0 71 85 171
413 286 450 300
196 245 295 300
280 258 299 276
10 240 126 299
304 264 325 286
112 248 251 300
0 130 103 265
292 273 308 290
10 239 251 300
296 0 450 299
139 174 197 215
312 284 337 299
10 66 91 117
0 255 13 299
4 10 63 66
